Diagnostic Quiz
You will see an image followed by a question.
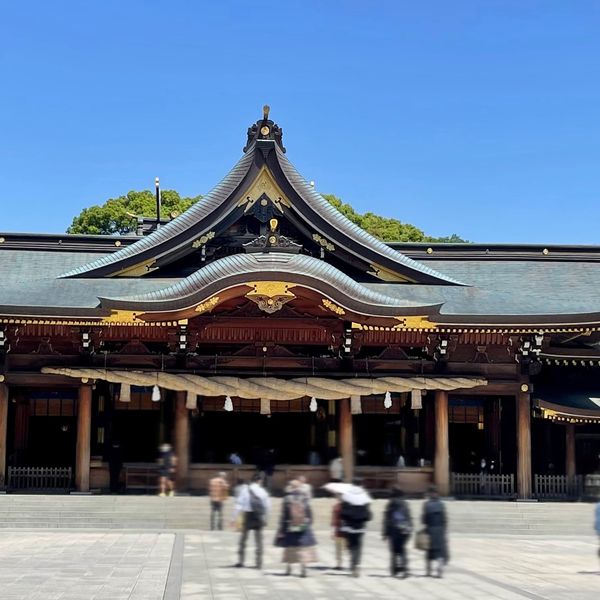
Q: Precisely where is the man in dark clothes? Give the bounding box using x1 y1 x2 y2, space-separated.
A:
107 440 123 493
422 485 449 578
382 486 413 577
340 478 372 578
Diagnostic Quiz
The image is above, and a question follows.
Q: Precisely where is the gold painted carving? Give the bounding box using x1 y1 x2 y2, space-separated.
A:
194 296 220 314
367 263 412 283
115 259 157 277
312 233 335 251
245 281 296 314
237 166 292 213
192 231 216 248
393 316 438 330
322 299 345 315
101 310 141 324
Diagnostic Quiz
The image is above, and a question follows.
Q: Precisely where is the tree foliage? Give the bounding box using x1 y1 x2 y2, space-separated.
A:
67 190 202 235
67 189 466 242
321 194 467 243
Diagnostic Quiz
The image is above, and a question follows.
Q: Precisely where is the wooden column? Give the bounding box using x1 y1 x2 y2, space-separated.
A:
339 397 354 482
565 423 576 478
75 384 92 492
0 383 8 488
174 391 190 490
434 390 449 496
516 388 532 499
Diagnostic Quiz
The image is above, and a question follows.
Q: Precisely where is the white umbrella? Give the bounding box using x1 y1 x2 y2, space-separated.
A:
321 482 353 495
321 482 372 505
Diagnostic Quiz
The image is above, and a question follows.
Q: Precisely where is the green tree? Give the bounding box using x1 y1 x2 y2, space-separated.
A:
67 190 202 235
321 194 467 243
67 189 466 242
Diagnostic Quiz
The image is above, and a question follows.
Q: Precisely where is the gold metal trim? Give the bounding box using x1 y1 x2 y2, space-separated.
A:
245 281 296 314
322 299 345 315
194 296 220 314
237 166 292 213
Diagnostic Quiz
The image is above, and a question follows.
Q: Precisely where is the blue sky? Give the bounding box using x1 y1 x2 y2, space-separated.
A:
1 1 599 243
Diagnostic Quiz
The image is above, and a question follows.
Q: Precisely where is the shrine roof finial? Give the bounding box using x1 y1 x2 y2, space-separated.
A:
243 105 285 153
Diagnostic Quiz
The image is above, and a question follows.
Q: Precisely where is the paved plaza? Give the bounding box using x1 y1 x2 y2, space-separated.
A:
0 529 598 599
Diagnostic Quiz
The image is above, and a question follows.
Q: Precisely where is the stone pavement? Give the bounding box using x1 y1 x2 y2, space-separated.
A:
1 529 598 599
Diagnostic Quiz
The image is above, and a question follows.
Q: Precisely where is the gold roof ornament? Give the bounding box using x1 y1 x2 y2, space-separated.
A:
263 105 270 120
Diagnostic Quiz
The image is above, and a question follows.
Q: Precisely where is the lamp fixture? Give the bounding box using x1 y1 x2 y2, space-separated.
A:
224 396 234 412
309 397 318 412
178 324 188 352
82 331 91 349
343 326 352 354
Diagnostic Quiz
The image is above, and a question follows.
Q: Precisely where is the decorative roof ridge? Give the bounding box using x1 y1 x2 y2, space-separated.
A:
58 145 257 278
273 145 465 286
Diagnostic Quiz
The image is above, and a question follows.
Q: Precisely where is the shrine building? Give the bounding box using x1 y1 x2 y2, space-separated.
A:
1 108 600 499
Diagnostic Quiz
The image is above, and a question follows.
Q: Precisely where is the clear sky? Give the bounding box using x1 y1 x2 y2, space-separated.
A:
1 1 599 243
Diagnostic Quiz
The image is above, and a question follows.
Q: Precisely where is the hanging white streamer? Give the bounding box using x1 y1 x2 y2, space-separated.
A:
384 391 392 409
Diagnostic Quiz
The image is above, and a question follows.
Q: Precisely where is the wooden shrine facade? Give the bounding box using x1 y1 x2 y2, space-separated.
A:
1 107 600 498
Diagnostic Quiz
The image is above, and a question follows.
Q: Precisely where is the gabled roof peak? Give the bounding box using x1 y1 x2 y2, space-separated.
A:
243 105 285 153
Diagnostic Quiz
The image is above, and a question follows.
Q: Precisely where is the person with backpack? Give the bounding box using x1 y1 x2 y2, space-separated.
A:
340 478 372 578
232 473 270 569
275 479 317 577
422 485 448 578
382 486 413 577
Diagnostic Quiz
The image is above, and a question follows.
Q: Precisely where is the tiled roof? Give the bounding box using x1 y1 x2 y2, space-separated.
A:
99 252 440 316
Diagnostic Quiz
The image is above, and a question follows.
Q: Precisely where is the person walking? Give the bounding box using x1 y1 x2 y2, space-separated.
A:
331 493 345 570
275 479 317 577
382 487 413 577
329 455 344 482
208 471 230 530
232 473 270 569
107 440 123 494
340 478 372 578
158 443 177 497
422 486 448 578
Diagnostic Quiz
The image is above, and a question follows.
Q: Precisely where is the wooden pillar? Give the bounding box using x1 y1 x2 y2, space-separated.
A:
0 383 8 488
516 388 532 499
174 391 190 490
339 397 354 482
75 384 92 492
565 423 576 478
434 390 449 496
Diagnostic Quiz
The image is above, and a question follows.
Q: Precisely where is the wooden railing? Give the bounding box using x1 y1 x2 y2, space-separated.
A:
7 466 72 491
124 463 159 493
451 473 515 498
534 475 583 499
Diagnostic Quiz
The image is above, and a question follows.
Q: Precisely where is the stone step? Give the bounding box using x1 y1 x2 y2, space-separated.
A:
0 496 594 535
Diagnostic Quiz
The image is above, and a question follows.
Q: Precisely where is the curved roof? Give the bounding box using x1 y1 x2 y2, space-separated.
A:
99 252 442 317
58 119 461 285
274 144 462 285
60 146 256 278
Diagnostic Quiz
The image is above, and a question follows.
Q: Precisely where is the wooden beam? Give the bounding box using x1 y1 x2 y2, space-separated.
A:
434 390 449 496
174 391 190 490
566 423 576 478
339 398 354 482
0 383 8 488
75 384 92 492
516 388 532 499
